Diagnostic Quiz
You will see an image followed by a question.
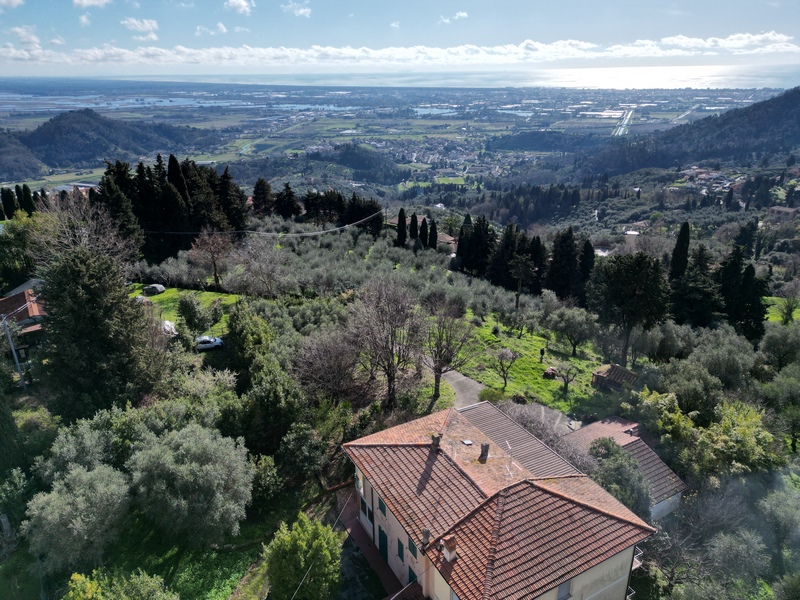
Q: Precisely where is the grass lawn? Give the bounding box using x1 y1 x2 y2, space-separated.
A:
461 314 625 418
765 296 799 323
128 284 239 335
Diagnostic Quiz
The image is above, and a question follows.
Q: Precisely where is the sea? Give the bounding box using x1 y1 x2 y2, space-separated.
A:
116 63 800 90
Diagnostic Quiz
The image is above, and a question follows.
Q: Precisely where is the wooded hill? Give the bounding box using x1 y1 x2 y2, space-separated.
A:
0 109 218 181
590 86 800 173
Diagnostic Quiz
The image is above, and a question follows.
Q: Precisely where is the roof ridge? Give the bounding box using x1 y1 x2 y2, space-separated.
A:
481 485 508 600
531 478 656 534
438 407 456 435
342 441 431 448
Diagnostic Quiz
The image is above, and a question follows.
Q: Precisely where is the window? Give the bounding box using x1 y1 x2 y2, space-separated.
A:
408 536 417 559
368 507 374 524
378 497 386 516
557 580 572 600
360 497 367 516
397 538 405 562
408 566 417 584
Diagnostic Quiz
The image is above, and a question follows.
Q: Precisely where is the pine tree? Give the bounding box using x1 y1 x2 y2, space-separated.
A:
274 183 301 220
419 218 429 249
428 218 438 250
669 222 691 281
409 212 418 240
396 208 407 247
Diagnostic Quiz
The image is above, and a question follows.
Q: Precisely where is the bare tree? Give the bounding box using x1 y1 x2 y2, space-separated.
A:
232 236 296 298
423 299 475 412
294 328 363 402
555 361 580 396
349 279 424 411
489 347 518 391
30 188 137 268
188 227 232 291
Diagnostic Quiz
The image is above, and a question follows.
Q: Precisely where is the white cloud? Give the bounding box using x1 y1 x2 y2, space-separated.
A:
79 13 91 26
224 0 254 15
134 32 158 41
121 17 158 32
217 22 227 33
440 11 468 24
1 33 797 70
0 0 25 9
50 36 66 45
281 0 310 18
390 21 400 29
73 0 112 7
234 26 250 32
10 25 39 46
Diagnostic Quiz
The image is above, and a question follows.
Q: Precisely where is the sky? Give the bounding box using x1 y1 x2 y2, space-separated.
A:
0 0 798 86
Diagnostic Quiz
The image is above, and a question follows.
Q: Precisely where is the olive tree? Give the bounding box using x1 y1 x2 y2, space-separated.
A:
22 465 130 574
127 424 253 547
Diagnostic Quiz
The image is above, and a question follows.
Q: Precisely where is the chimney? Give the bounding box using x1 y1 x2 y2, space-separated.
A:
422 528 430 547
443 534 458 562
479 442 490 461
432 433 441 448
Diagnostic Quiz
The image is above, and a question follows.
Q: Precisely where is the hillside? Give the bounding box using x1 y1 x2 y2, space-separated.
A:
590 86 800 173
0 109 218 179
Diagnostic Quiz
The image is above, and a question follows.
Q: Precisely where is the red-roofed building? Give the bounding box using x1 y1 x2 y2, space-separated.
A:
0 288 45 337
343 403 654 600
565 416 687 521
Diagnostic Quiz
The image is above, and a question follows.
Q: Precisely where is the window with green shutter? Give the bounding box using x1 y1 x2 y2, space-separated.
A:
397 538 404 562
408 536 417 558
378 497 386 516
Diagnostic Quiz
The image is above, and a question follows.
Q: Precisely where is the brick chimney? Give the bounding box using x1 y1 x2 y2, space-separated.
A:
443 534 457 562
479 442 490 461
432 433 441 448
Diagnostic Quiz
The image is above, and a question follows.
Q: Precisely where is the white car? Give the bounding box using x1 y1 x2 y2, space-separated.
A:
195 336 224 351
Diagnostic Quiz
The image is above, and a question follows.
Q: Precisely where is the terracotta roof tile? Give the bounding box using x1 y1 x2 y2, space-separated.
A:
428 481 654 600
566 418 687 505
344 409 656 600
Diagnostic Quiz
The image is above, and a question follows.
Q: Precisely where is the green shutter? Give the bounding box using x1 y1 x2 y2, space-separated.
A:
398 538 404 562
378 497 386 515
409 536 417 558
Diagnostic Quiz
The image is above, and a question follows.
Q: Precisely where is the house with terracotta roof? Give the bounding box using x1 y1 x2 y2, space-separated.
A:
343 403 654 600
591 365 637 392
564 416 687 521
0 288 45 337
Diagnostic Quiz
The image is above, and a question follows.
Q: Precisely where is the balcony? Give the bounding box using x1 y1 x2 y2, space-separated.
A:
632 545 643 571
627 586 636 600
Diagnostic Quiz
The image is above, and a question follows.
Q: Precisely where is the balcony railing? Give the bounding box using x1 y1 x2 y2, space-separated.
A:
632 545 644 571
627 586 636 600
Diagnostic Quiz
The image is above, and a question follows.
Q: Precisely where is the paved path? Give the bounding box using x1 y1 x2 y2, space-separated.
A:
443 370 485 408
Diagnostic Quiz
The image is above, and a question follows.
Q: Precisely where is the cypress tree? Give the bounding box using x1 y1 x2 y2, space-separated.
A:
19 184 35 216
428 218 438 249
409 212 418 240
167 154 190 207
545 226 581 300
252 178 273 217
419 218 429 249
669 222 691 281
396 208 407 247
2 187 19 219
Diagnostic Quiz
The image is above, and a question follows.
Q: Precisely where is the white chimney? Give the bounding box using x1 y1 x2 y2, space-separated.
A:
443 534 457 562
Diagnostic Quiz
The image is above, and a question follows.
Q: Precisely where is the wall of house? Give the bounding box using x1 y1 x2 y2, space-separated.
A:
652 492 682 521
534 546 635 600
356 467 423 588
432 567 454 600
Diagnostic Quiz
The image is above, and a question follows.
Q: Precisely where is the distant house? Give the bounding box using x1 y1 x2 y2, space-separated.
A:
0 288 45 336
565 416 687 520
343 403 654 600
768 206 799 222
592 364 637 391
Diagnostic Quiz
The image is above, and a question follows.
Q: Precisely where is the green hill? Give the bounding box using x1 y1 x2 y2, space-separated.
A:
591 86 800 173
0 109 218 180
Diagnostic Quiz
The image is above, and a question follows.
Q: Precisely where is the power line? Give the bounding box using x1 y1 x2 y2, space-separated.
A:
143 210 384 239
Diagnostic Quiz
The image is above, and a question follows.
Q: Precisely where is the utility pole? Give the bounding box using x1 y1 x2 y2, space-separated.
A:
2 315 26 391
